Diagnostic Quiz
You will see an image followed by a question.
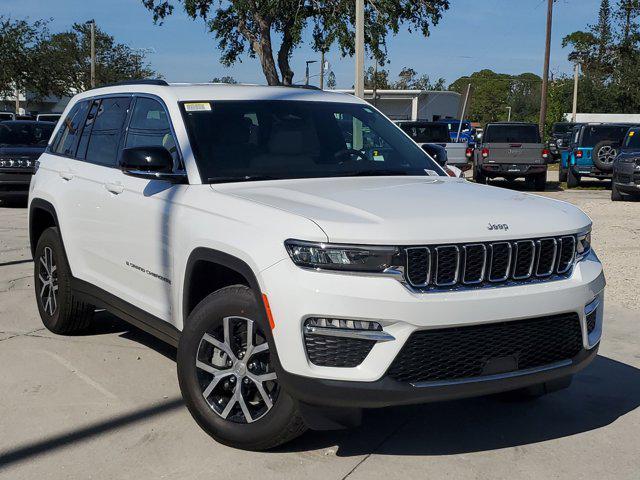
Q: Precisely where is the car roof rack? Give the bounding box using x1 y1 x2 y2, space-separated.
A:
102 79 169 88
287 84 322 91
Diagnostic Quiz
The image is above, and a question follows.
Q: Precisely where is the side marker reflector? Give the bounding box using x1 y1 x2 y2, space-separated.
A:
262 294 275 330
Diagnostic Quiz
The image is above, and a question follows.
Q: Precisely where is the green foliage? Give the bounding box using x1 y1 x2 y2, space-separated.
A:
0 16 157 103
449 70 542 125
142 0 450 85
364 66 445 90
211 75 238 83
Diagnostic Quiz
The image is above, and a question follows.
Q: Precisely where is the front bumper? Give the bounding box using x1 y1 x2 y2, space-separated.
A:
262 250 605 406
0 171 32 194
614 164 640 194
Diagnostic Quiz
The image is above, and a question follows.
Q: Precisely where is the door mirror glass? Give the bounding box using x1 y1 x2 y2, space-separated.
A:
120 146 186 182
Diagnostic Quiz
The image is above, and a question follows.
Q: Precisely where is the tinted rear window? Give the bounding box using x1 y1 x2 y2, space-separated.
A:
581 125 632 147
552 123 574 135
484 124 540 143
399 123 450 143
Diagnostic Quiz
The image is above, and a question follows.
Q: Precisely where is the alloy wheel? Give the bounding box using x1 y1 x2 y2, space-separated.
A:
38 246 58 316
196 316 278 423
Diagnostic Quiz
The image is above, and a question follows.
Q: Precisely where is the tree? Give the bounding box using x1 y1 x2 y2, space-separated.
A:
394 67 445 90
364 66 390 89
0 17 50 100
142 0 450 86
40 23 157 95
326 71 336 89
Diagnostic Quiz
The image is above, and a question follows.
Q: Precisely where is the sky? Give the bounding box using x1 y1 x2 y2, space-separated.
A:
2 0 604 88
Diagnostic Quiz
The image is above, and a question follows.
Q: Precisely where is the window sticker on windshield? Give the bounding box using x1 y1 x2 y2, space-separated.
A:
372 150 385 162
630 131 635 137
184 102 211 112
425 169 439 176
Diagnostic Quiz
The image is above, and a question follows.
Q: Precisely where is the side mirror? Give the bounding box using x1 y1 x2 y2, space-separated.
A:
120 146 186 183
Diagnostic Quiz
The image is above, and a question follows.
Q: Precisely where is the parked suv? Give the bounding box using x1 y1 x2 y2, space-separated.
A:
474 122 550 190
0 120 54 200
564 123 635 188
611 127 640 201
29 81 605 450
548 122 577 163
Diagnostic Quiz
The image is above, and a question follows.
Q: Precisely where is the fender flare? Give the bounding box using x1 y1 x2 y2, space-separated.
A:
29 198 61 257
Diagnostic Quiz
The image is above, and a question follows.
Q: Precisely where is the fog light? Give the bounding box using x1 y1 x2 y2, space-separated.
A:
305 317 382 331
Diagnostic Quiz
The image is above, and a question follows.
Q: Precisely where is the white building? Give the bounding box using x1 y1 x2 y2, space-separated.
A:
336 89 462 121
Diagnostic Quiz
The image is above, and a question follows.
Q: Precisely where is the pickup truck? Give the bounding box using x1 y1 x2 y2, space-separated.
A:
474 122 550 191
396 120 471 171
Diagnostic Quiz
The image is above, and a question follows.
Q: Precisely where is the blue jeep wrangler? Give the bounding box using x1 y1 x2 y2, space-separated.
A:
563 123 636 188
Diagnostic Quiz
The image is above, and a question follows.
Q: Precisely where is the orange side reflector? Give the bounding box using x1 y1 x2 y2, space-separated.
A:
262 294 275 330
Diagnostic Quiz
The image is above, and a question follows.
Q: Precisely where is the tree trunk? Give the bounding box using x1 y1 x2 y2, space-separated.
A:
277 20 295 85
257 19 281 85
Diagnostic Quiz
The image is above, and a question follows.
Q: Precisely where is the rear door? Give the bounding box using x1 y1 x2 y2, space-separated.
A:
64 96 133 292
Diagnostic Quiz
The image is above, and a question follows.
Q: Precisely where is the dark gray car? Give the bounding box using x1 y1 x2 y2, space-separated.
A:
474 122 549 191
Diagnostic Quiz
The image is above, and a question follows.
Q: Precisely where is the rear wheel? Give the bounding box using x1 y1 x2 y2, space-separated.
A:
611 181 625 201
567 167 580 189
559 167 568 183
177 285 306 450
526 172 546 191
474 168 488 184
34 227 95 334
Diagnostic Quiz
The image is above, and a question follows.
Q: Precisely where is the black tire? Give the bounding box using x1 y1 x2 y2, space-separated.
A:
534 171 547 191
178 285 306 450
611 181 625 201
559 167 568 183
567 167 580 188
474 168 488 184
34 227 94 334
498 375 573 402
592 141 618 172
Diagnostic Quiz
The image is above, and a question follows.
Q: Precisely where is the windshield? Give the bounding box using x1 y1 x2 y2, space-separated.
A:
581 125 631 147
441 121 471 133
552 123 574 135
484 124 540 143
0 122 54 147
623 129 640 149
181 100 443 183
399 123 450 143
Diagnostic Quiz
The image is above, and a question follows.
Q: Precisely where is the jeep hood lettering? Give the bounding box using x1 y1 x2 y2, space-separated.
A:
212 177 591 245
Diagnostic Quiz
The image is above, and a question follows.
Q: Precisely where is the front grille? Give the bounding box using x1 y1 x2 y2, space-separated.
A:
405 235 576 291
387 313 583 384
304 333 375 367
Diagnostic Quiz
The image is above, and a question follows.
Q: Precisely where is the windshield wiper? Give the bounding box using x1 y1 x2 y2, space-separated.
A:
207 175 281 184
336 169 411 177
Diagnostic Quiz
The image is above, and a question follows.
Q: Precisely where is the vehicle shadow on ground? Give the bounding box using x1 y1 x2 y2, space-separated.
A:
284 355 640 456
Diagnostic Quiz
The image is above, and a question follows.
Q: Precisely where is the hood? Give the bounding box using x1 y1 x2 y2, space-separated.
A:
0 146 46 158
213 177 591 245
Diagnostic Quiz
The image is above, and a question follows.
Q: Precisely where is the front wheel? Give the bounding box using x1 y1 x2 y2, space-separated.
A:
177 285 306 450
611 181 625 201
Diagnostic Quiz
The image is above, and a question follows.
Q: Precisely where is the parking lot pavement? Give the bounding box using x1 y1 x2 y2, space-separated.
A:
0 188 639 480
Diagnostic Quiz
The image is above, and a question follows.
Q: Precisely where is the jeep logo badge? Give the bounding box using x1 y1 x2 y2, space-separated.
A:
488 223 509 231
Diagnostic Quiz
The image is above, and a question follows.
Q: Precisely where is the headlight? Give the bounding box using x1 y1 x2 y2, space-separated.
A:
284 240 401 272
576 230 591 260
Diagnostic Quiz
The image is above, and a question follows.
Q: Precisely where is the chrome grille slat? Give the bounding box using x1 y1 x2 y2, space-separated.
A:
405 235 577 291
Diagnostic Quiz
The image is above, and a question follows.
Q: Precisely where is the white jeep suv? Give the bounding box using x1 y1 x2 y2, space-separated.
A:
29 80 605 450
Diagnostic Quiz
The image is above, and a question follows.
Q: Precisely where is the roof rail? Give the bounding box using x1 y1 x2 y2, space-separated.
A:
287 84 322 91
102 79 169 88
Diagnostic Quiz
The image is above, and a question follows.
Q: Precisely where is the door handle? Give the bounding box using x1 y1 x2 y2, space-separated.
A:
59 170 74 181
104 182 124 195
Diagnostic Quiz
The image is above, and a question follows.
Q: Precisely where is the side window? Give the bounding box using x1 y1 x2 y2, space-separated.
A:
76 100 101 160
84 97 131 167
124 97 179 165
52 101 90 156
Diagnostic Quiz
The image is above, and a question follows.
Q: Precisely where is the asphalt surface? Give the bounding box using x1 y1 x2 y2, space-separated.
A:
1 175 639 480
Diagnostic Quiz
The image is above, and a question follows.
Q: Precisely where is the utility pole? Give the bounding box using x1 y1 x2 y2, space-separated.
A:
456 83 471 142
305 60 317 86
14 84 20 115
506 106 512 122
319 51 325 90
539 0 553 137
354 0 365 99
86 20 96 89
571 62 580 122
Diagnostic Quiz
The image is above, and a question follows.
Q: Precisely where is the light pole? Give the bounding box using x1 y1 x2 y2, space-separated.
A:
539 0 553 136
506 106 512 122
354 0 365 99
305 60 317 86
571 62 580 122
85 20 96 89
